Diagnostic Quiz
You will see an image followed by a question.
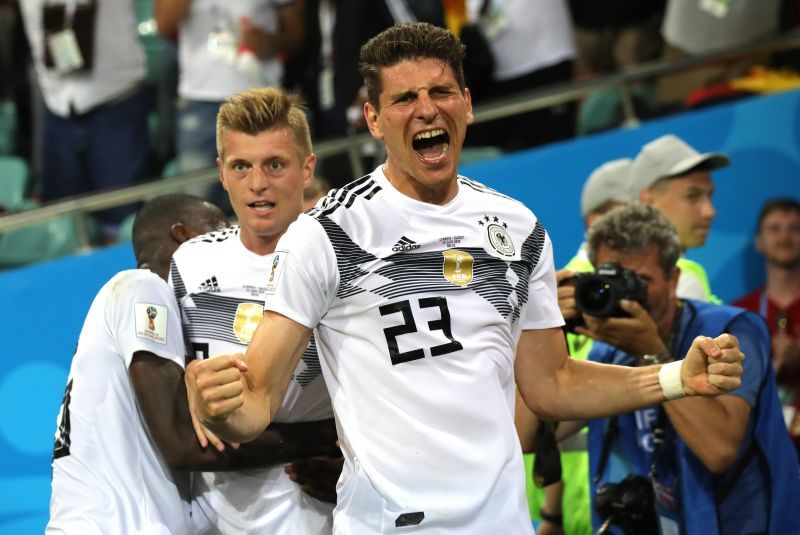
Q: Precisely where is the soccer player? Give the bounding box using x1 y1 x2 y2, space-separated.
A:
188 23 745 533
170 87 337 533
48 194 228 533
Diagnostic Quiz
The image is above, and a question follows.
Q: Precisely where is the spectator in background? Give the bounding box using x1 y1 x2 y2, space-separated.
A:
155 0 304 201
734 198 800 453
462 0 576 152
577 203 800 534
569 0 665 79
657 0 782 105
631 134 727 302
18 0 149 240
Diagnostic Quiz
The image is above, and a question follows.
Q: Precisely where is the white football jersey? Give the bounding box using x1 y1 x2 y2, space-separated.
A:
266 166 564 534
170 226 334 534
48 270 191 535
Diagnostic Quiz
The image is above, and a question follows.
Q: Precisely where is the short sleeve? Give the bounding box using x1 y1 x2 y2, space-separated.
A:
725 312 768 408
110 271 186 369
264 215 339 328
521 230 565 330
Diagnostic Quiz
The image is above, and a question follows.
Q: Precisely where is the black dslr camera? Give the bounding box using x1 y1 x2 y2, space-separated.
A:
594 475 659 534
563 262 648 332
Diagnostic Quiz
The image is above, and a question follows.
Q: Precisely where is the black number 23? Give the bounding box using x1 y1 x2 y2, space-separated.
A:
379 297 463 365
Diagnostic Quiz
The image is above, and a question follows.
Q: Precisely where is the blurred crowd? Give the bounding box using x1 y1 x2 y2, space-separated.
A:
1 0 800 240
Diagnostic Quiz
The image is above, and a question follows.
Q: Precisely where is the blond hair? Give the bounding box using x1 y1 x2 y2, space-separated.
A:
216 87 312 161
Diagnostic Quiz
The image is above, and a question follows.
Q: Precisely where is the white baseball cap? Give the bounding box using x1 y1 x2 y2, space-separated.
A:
630 134 729 196
580 158 633 217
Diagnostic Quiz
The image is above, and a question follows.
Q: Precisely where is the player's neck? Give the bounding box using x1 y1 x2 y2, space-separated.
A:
239 229 281 256
765 263 800 307
383 163 458 206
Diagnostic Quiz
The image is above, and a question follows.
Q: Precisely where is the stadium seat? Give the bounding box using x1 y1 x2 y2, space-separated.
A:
0 156 29 210
0 204 89 267
116 211 137 243
0 100 15 155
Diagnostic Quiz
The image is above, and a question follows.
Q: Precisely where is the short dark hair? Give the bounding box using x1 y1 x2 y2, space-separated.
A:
132 193 224 267
587 203 681 277
757 197 800 231
359 22 466 108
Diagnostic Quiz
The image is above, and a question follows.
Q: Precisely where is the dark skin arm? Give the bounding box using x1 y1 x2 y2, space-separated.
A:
130 351 339 472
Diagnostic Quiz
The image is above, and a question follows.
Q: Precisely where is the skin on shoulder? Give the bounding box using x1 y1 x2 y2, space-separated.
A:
364 57 473 206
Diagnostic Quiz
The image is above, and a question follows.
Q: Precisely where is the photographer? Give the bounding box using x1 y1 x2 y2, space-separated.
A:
561 203 799 534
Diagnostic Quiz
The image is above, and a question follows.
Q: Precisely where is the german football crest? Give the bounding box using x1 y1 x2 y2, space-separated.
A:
233 302 264 343
487 223 515 257
442 249 473 287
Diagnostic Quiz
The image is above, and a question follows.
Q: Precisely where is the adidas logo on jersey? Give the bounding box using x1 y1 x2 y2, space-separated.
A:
392 236 421 252
199 276 221 293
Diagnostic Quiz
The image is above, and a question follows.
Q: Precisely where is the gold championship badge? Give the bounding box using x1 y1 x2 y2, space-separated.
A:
442 249 473 287
233 302 264 343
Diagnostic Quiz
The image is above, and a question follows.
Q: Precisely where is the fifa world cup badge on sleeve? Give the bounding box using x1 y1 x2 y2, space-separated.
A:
265 251 288 295
135 303 168 344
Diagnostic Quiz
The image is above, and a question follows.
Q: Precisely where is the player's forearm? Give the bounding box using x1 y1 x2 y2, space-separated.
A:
520 358 665 421
663 397 748 473
173 419 338 471
204 389 273 444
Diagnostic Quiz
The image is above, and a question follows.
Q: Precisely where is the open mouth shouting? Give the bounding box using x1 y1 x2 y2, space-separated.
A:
412 128 450 164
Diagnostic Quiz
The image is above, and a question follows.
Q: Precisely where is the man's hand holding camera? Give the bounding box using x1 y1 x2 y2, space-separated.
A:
574 298 665 360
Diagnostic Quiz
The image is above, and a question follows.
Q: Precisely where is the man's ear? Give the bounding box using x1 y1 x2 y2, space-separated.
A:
171 223 194 244
217 157 228 191
639 188 653 204
464 87 474 126
303 153 317 188
364 101 383 140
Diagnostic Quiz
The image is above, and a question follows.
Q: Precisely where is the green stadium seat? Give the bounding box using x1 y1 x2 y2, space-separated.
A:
0 202 92 267
0 100 16 155
0 156 29 210
116 211 137 243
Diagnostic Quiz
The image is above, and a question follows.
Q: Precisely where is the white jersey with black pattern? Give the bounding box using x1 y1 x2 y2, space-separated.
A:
169 226 333 534
266 166 563 534
48 270 191 535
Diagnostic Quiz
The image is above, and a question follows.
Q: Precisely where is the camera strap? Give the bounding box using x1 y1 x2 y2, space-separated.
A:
594 301 687 486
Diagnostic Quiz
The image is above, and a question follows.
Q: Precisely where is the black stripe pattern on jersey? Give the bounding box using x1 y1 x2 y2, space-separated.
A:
186 225 240 246
183 293 263 346
317 217 379 299
510 221 547 322
457 176 512 201
170 260 187 303
181 290 323 387
294 336 322 387
308 176 381 219
317 217 546 321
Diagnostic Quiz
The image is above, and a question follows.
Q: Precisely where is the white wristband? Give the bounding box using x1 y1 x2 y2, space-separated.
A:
659 360 686 401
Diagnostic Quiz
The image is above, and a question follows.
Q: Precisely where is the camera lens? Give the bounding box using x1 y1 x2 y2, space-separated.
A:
576 279 612 314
